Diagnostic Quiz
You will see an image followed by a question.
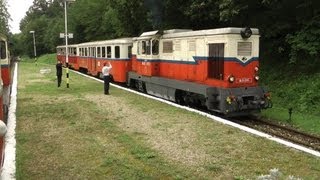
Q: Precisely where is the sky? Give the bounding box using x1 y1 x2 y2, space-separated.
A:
8 0 34 34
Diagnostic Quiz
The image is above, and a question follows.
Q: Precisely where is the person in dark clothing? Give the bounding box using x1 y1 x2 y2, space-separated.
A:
56 61 63 87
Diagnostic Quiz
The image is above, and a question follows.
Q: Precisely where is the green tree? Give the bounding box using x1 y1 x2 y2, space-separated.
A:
0 0 10 35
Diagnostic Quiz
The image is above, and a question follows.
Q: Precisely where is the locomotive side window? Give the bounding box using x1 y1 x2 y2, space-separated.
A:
107 46 111 58
163 41 173 53
152 40 159 55
115 46 120 58
237 42 252 56
0 41 6 59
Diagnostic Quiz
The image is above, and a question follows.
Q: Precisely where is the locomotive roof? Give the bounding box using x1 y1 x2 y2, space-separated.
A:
136 27 259 39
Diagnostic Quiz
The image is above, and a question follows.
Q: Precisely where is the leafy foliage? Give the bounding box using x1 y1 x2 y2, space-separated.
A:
9 0 320 67
0 0 10 35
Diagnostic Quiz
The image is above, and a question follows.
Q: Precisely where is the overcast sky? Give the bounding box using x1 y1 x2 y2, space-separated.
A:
8 0 34 34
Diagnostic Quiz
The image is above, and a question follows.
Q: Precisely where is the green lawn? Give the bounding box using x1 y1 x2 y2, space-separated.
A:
15 57 320 179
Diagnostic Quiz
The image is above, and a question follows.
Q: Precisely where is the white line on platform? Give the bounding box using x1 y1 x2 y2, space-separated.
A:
75 70 320 157
1 63 18 180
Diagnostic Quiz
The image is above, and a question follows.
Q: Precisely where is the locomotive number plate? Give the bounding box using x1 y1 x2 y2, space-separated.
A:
237 78 252 83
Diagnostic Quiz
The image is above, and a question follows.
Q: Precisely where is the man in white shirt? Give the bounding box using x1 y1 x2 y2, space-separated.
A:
102 62 112 95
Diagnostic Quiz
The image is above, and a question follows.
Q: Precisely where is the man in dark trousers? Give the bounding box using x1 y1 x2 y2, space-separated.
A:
102 62 112 94
56 60 63 87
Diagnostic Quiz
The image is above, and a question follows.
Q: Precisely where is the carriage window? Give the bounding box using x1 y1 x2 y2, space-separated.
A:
89 47 96 57
237 42 252 56
97 47 101 57
85 48 88 56
107 46 111 58
102 47 106 57
115 46 120 58
163 41 173 53
152 40 159 55
0 41 6 59
92 47 96 57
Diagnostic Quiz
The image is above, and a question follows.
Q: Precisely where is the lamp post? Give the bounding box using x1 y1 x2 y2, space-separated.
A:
29 31 37 64
64 0 75 88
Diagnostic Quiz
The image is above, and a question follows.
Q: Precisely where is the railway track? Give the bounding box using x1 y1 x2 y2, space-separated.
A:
229 116 320 151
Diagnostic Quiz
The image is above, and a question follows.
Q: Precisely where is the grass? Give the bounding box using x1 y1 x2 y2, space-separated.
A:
15 57 320 179
260 61 320 136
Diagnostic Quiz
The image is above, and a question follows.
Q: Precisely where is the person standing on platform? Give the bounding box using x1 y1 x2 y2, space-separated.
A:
102 62 112 95
56 60 63 87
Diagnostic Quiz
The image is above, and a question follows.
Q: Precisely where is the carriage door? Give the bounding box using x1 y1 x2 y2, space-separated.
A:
92 47 96 73
208 43 224 80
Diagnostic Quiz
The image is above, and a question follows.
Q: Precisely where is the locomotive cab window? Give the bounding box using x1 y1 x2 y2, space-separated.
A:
152 40 159 55
141 40 151 55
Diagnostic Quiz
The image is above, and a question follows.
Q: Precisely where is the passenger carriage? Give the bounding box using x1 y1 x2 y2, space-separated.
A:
56 45 78 70
77 38 133 82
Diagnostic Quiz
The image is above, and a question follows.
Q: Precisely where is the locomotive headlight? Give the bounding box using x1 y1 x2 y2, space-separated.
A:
254 66 259 72
240 27 252 39
228 75 235 83
254 75 259 81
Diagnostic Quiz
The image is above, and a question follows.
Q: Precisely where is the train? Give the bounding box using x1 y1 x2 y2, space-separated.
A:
57 27 272 116
0 34 12 171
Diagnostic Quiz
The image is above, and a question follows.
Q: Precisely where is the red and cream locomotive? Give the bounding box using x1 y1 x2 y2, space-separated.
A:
57 27 272 116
